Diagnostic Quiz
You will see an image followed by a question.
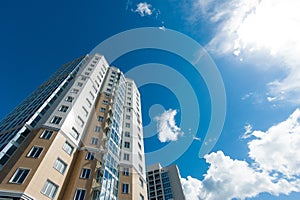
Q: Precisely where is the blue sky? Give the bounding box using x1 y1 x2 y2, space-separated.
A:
1 0 300 199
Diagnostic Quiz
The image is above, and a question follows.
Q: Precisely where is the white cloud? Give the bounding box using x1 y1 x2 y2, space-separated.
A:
155 109 184 142
182 151 300 200
241 92 267 105
241 123 253 139
181 176 202 199
267 96 277 102
158 25 166 31
135 2 153 16
193 136 201 141
191 0 300 104
125 0 132 10
241 92 254 100
182 109 300 199
248 108 300 178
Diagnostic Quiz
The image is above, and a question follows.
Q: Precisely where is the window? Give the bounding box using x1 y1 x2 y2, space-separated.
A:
122 183 129 194
97 75 101 82
125 123 130 128
88 67 92 71
97 116 104 122
89 91 95 100
124 142 130 148
163 182 171 188
82 106 88 116
102 100 108 105
41 104 50 115
100 107 106 113
85 152 94 160
140 194 144 200
164 188 171 193
92 85 97 93
138 134 141 140
77 82 83 87
77 116 84 127
49 95 57 105
139 165 143 173
40 130 53 140
74 189 86 200
51 116 62 125
70 127 79 139
63 142 74 155
65 96 74 102
9 168 30 184
54 158 67 174
86 98 92 107
123 153 129 161
91 137 99 145
125 115 130 120
59 105 69 112
80 168 91 179
41 180 58 199
139 178 144 188
94 126 101 132
95 170 102 183
27 146 43 158
123 168 130 176
71 89 79 94
95 80 100 87
81 77 87 81
138 152 143 161
125 131 130 137
138 142 142 150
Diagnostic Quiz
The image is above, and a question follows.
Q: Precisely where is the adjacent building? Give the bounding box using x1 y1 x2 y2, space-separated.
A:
147 163 185 200
0 54 147 200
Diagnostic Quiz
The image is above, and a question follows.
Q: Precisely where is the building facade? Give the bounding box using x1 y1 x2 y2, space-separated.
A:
0 54 147 200
118 78 147 200
147 163 185 200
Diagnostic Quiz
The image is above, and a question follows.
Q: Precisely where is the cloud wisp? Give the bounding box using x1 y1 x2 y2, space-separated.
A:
190 0 300 104
241 123 253 139
182 109 300 199
155 109 184 143
135 2 153 16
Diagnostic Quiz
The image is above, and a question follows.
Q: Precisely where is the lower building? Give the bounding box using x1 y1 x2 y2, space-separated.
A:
147 163 186 200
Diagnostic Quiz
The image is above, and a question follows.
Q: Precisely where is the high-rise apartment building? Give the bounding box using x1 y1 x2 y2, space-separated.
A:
0 54 147 200
147 163 185 200
118 78 147 200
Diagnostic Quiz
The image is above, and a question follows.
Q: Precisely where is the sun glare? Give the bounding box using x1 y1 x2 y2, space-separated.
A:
236 0 300 57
